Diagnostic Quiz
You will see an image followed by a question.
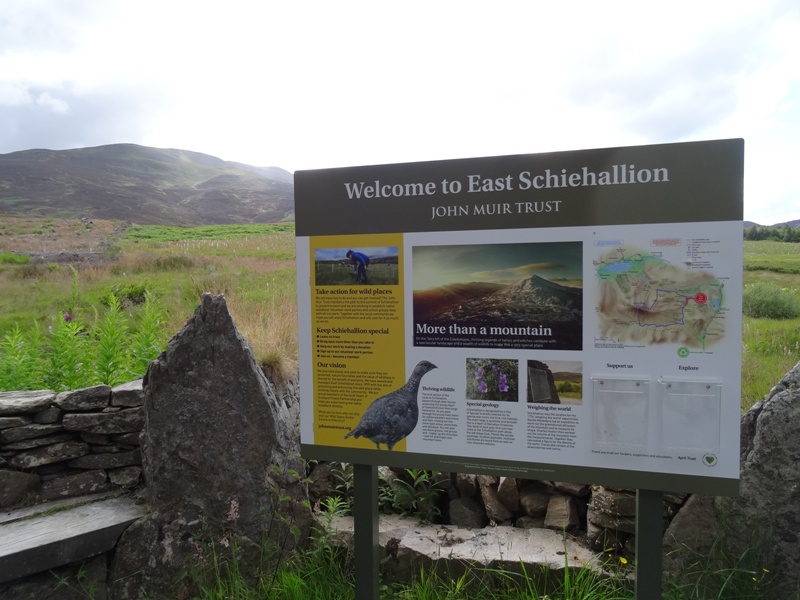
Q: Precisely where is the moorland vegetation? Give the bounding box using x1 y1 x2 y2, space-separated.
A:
1 218 797 413
1 217 800 598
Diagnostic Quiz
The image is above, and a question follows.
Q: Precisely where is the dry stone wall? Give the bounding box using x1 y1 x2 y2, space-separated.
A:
309 464 687 555
3 376 685 560
0 381 145 508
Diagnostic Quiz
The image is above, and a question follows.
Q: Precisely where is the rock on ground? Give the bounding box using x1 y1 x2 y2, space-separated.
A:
108 294 309 600
663 360 800 597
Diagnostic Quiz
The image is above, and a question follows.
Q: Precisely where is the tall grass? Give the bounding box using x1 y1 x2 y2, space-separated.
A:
741 318 800 410
0 226 298 385
663 541 793 600
0 251 30 264
2 227 797 404
190 523 798 599
92 294 131 386
0 293 168 392
741 241 800 409
743 282 800 319
0 325 42 390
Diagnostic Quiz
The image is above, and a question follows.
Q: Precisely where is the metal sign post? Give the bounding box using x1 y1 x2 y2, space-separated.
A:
296 140 743 600
353 464 379 600
635 489 664 599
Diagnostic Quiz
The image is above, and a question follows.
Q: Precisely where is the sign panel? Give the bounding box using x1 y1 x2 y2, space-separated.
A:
295 139 743 495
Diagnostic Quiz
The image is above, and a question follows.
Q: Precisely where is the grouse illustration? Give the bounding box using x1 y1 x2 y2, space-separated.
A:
344 360 437 450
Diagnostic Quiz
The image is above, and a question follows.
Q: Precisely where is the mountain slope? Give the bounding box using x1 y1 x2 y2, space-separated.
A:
0 144 294 225
414 275 582 324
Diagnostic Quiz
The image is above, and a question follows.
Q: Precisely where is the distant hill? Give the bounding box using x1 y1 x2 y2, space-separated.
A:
0 144 294 225
744 219 800 228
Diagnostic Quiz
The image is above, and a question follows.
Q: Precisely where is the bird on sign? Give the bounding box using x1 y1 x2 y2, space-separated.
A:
344 360 438 450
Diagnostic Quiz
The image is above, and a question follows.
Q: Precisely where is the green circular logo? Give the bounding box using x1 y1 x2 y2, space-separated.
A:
703 454 717 467
677 347 690 358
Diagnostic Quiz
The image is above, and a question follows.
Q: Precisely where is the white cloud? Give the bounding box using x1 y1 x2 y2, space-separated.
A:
36 92 69 114
0 82 30 106
0 0 797 223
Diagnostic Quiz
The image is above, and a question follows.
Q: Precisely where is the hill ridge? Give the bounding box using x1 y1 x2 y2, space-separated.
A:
0 144 294 225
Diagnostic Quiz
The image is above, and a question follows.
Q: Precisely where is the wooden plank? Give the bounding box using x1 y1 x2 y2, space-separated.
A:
0 492 116 526
0 496 146 583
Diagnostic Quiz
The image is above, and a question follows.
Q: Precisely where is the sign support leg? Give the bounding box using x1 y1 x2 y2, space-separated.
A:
635 489 663 600
354 463 379 600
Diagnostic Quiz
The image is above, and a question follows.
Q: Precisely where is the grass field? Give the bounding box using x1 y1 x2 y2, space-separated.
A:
742 240 800 410
0 219 298 381
0 220 798 405
1 219 799 598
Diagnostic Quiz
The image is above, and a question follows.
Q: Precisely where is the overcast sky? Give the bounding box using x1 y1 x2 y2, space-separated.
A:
1 1 798 225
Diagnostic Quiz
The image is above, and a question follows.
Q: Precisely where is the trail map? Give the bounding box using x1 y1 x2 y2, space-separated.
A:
595 245 726 349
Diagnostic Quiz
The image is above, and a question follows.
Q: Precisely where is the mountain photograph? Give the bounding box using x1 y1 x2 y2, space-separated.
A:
412 242 584 351
414 274 583 351
0 144 294 225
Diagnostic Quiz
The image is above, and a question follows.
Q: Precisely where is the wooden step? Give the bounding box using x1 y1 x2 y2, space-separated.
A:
0 494 147 583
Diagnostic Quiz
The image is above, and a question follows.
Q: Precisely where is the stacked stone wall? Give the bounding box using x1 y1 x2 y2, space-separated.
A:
0 381 144 508
3 377 685 558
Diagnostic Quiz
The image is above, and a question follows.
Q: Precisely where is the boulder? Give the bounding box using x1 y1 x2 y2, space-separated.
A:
663 360 800 595
108 293 309 600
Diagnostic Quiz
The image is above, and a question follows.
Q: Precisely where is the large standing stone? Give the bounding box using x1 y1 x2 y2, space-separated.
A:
109 293 309 600
663 361 800 596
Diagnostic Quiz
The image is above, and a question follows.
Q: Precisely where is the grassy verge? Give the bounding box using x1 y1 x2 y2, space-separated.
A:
0 222 299 384
742 240 800 410
187 523 797 600
1 227 798 400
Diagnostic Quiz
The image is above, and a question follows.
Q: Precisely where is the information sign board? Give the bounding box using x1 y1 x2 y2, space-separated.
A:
295 139 743 495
